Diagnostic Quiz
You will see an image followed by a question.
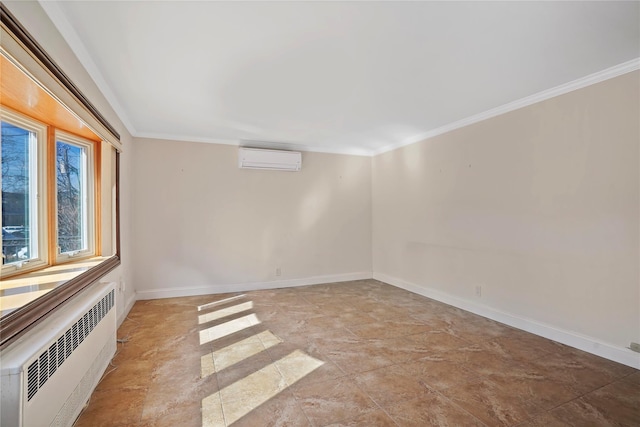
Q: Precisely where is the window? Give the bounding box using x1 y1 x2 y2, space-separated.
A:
55 132 96 261
1 3 121 350
1 110 101 277
1 110 47 274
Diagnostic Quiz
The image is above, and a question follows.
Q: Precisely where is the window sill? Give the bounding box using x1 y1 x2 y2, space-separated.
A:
0 256 109 317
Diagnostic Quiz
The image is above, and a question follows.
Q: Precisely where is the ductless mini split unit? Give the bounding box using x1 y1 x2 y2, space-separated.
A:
238 147 302 171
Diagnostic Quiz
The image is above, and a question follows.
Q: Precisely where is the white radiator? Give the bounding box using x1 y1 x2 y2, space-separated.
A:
1 282 117 427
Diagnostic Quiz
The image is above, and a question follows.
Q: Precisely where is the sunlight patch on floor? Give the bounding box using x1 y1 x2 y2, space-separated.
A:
198 294 246 311
199 313 260 345
201 392 225 426
201 350 324 426
215 330 282 372
200 330 283 378
198 301 254 324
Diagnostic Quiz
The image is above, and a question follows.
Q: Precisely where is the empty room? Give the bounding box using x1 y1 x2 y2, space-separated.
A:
0 1 638 426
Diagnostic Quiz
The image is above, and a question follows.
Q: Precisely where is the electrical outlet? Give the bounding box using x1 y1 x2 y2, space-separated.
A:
276 268 281 277
630 342 640 353
119 281 126 293
475 286 482 297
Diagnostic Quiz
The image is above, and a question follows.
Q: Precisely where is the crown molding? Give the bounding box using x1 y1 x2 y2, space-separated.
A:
374 58 640 156
134 132 373 157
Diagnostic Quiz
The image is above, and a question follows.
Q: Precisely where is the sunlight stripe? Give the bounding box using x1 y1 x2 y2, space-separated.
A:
199 313 260 345
198 301 254 324
202 350 324 426
198 294 246 311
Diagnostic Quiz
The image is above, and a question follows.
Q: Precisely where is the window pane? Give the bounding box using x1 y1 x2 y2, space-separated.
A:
57 141 87 253
1 122 37 265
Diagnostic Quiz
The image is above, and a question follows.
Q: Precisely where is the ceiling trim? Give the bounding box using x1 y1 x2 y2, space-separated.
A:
373 57 640 156
134 132 374 157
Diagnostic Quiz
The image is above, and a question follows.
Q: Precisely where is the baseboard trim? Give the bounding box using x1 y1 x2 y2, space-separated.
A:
135 272 373 300
373 272 640 369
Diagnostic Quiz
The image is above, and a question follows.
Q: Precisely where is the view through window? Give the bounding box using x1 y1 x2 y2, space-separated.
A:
2 122 36 265
56 134 94 258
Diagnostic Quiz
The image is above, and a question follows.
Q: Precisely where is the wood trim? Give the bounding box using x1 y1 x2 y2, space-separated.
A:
0 55 102 143
0 3 120 142
0 256 120 349
47 125 57 263
0 2 122 350
95 140 102 256
115 151 121 257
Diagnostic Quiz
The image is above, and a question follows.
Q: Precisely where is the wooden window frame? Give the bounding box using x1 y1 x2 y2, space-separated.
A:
52 130 99 263
0 109 49 275
0 3 121 350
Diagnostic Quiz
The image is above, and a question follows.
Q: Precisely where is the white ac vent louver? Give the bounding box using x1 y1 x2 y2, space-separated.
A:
238 148 302 171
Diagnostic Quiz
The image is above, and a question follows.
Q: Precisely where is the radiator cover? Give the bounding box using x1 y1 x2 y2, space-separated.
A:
1 282 117 427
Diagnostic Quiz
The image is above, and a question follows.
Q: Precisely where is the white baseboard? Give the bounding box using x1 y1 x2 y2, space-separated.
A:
135 272 373 300
373 272 640 370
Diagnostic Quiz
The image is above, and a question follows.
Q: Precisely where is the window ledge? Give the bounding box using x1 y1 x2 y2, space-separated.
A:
0 257 109 317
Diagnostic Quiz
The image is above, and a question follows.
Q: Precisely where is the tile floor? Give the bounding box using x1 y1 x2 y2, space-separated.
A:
74 280 639 427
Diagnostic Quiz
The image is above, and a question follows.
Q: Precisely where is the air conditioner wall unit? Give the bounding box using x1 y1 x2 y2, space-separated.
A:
238 148 302 171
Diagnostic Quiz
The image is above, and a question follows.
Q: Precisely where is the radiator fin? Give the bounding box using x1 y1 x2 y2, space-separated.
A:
65 330 72 359
57 335 65 367
48 342 57 377
26 361 38 401
38 352 49 387
25 290 115 402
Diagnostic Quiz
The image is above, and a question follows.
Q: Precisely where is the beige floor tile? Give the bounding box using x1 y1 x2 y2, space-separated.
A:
324 341 396 374
578 379 640 425
74 387 147 427
292 377 378 426
216 347 274 389
72 280 638 427
353 364 430 408
201 391 225 427
483 335 555 362
213 338 270 372
403 330 470 353
324 409 397 426
442 343 516 376
230 389 311 427
400 354 479 390
441 377 545 426
367 335 435 363
530 349 636 394
94 359 155 391
385 393 486 427
347 319 429 340
514 412 572 427
484 364 580 411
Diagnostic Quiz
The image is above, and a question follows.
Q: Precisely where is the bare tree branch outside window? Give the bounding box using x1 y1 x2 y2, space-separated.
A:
56 141 84 253
1 122 33 264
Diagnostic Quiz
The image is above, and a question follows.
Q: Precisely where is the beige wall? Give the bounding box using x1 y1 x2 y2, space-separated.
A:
132 139 372 297
5 1 137 324
373 71 639 351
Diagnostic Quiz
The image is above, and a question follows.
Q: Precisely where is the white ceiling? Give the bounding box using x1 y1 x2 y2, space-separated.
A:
41 1 639 156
